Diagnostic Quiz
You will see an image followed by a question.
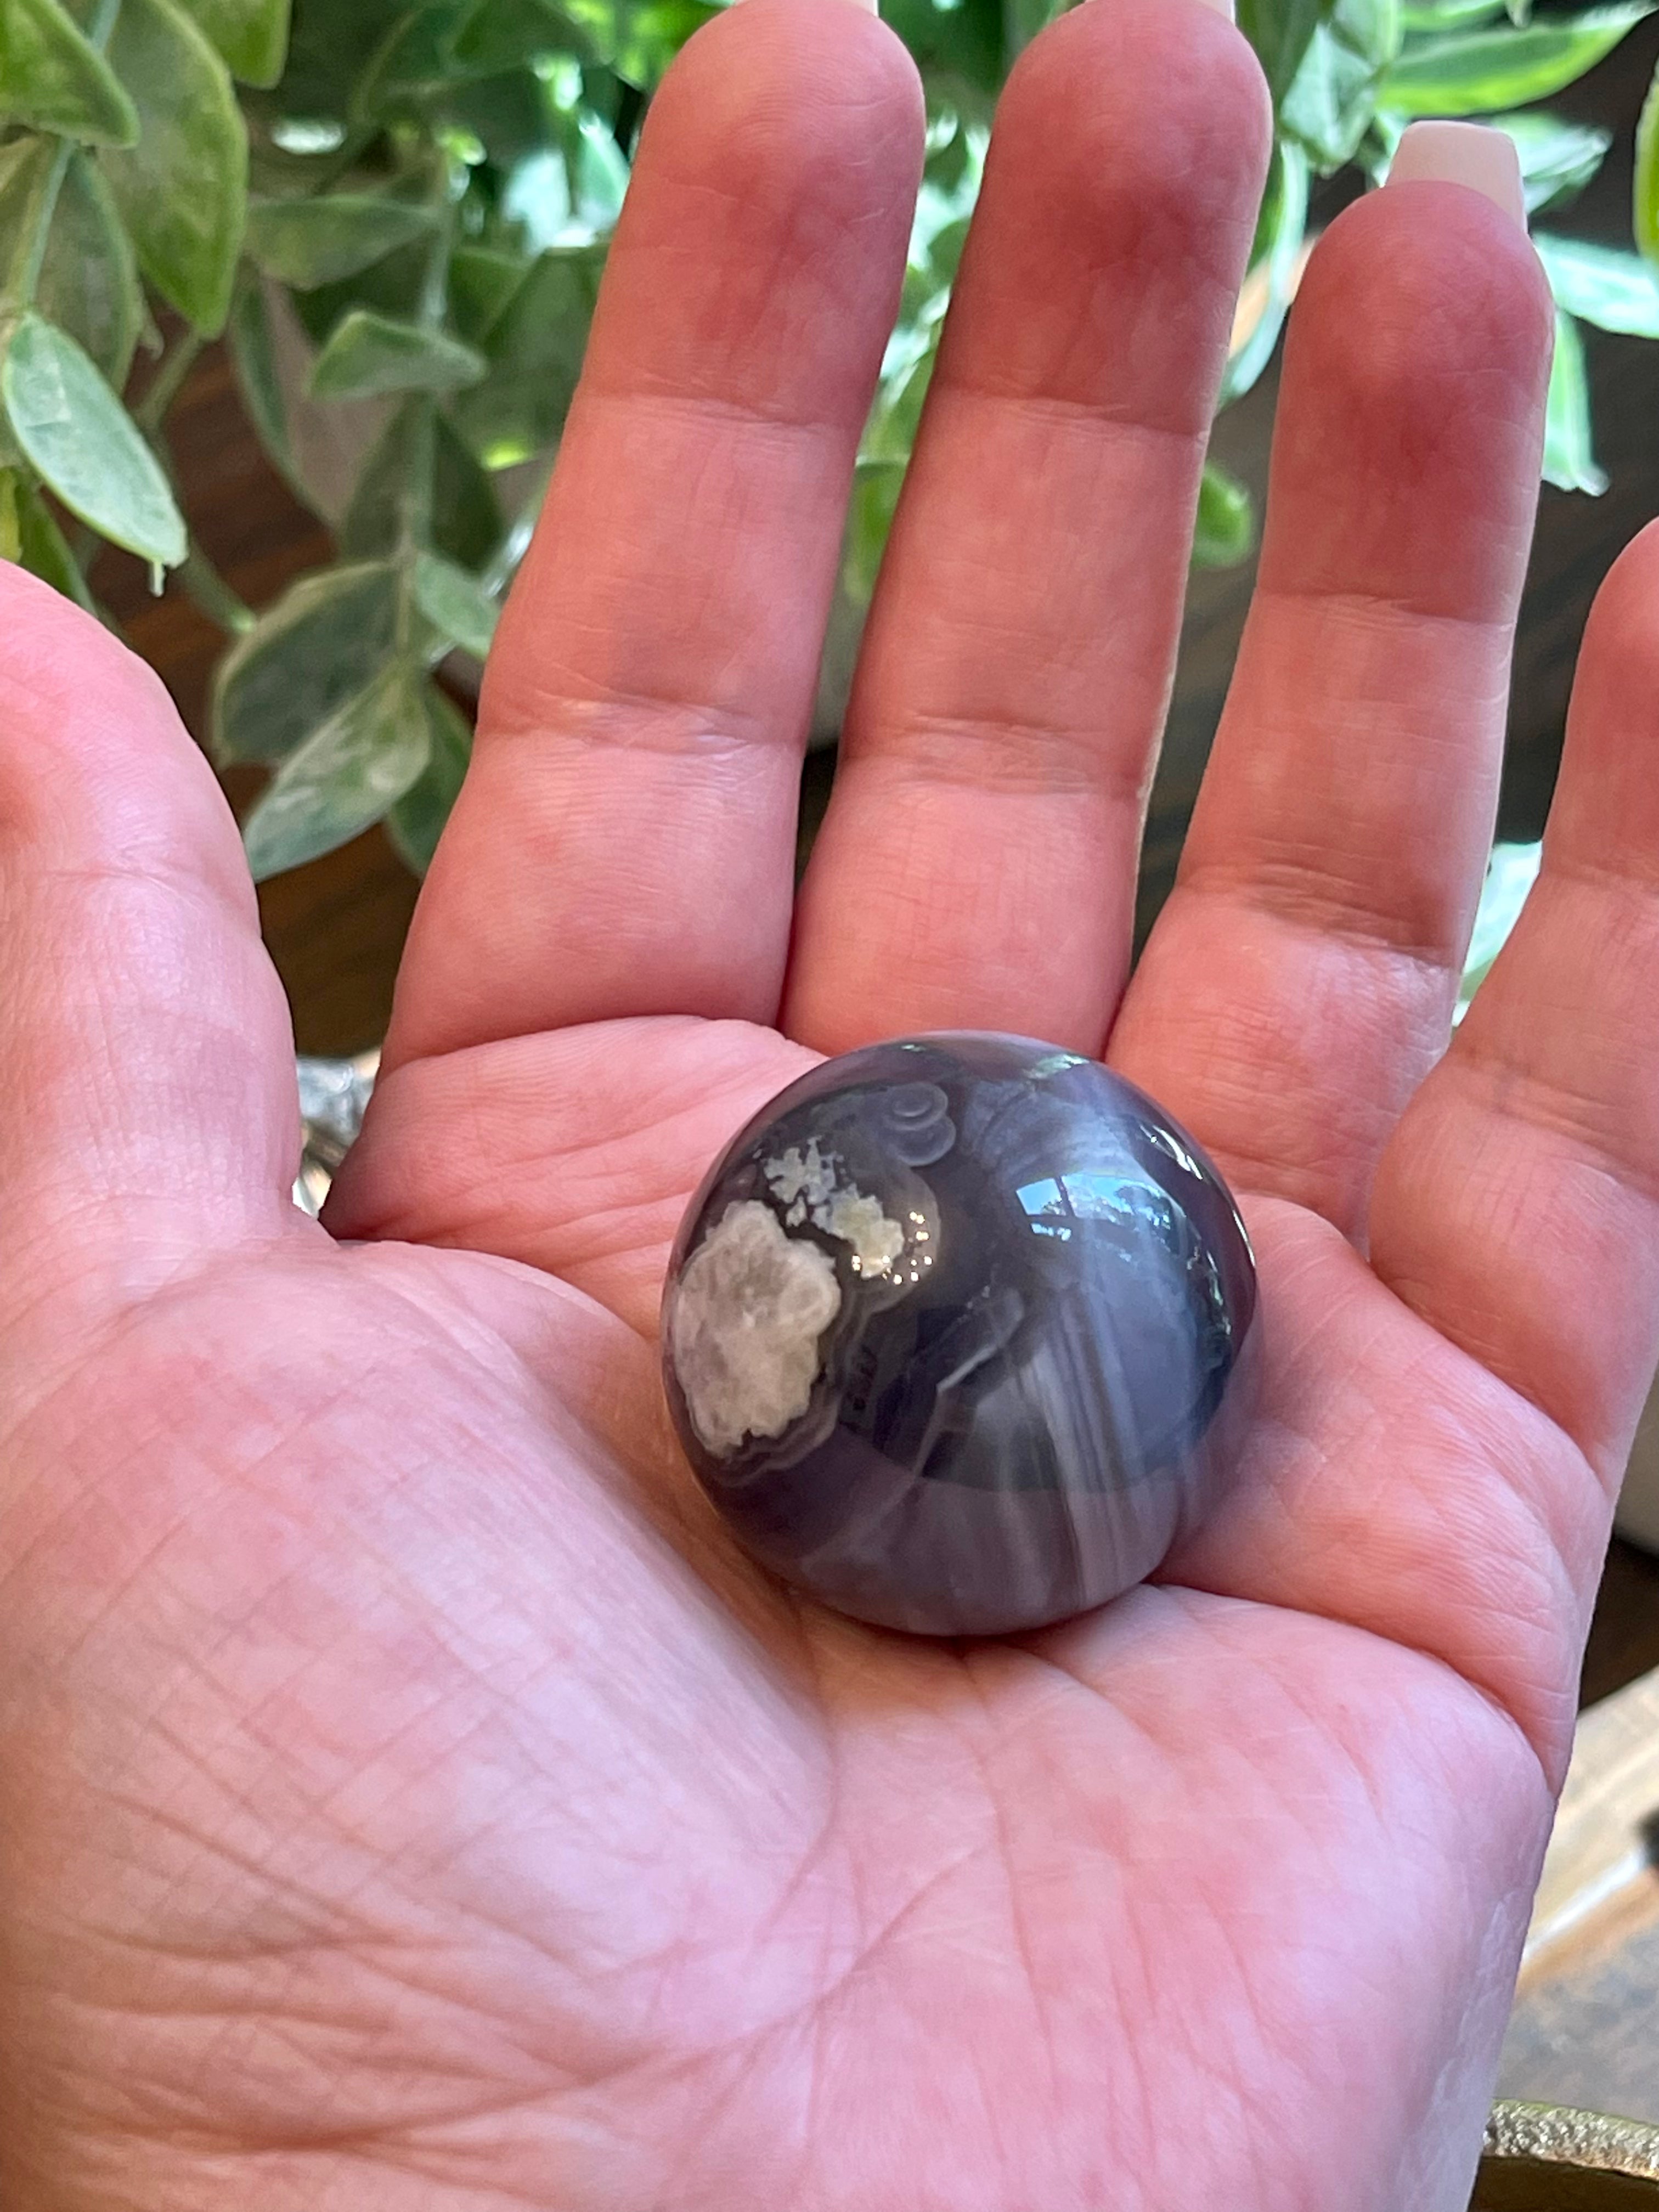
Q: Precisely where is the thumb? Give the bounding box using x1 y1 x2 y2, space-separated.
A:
0 565 299 1271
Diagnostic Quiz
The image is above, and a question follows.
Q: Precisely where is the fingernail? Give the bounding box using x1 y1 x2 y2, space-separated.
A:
1385 120 1525 229
1192 0 1235 18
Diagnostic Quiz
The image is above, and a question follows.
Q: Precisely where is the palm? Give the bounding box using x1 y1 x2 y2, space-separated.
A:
3 4 1658 2209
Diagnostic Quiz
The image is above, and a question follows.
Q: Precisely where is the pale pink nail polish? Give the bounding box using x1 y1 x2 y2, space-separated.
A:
1385 120 1526 229
1190 0 1235 18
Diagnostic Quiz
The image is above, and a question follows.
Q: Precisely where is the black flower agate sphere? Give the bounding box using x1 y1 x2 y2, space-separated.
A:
661 1034 1259 1638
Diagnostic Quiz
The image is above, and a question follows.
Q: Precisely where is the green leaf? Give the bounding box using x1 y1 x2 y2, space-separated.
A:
0 135 56 296
37 150 143 388
442 66 562 167
176 0 290 84
875 0 1004 108
251 0 403 126
352 1 471 114
10 470 94 605
449 0 590 72
862 339 937 467
100 0 248 335
0 313 185 566
1379 4 1651 115
448 245 532 345
411 549 499 657
1220 138 1311 407
336 400 505 572
225 272 309 504
1486 109 1611 212
1400 0 1507 27
449 245 601 464
566 0 717 90
1542 311 1606 494
1534 231 1659 336
1281 0 1402 169
212 560 402 765
309 309 487 399
1238 0 1336 103
1458 839 1541 1012
430 410 505 569
843 456 904 608
1002 0 1066 64
1635 54 1659 264
385 679 472 874
0 0 138 146
288 232 432 348
337 397 431 559
0 466 18 563
1192 458 1256 568
241 658 433 880
245 195 436 288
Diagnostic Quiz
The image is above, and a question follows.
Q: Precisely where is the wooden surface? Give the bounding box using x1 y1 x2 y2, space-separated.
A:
1476 2101 1659 2207
1501 1663 1659 2127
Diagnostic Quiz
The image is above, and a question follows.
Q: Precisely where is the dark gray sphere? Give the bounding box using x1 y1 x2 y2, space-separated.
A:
661 1034 1259 1637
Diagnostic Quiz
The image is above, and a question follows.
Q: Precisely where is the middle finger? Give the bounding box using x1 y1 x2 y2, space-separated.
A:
785 0 1271 1054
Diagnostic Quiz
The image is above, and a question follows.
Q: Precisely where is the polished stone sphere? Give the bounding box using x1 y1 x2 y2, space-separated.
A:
661 1034 1258 1637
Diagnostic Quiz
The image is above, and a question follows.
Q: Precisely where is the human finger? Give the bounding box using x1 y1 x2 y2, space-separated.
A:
785 0 1270 1054
1111 128 1551 1239
0 565 298 1282
1369 521 1659 1481
381 0 922 1074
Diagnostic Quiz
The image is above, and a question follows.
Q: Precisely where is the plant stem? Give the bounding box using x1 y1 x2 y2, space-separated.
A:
417 151 459 331
391 149 461 642
178 544 256 635
136 330 204 437
13 143 75 307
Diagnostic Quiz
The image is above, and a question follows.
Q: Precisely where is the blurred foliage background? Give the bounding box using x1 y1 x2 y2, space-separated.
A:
6 0 1659 883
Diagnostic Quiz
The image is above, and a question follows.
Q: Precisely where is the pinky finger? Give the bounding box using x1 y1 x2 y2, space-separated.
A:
1369 523 1659 1481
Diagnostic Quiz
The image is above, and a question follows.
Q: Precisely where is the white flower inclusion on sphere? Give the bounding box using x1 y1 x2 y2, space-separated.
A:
764 1139 906 1279
668 1142 912 1459
668 1200 843 1457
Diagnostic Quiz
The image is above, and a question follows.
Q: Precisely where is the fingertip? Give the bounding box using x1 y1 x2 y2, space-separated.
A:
973 0 1270 430
1306 156 1553 377
1583 512 1659 640
0 558 176 795
1018 0 1271 164
1265 173 1553 614
616 0 925 346
672 0 923 128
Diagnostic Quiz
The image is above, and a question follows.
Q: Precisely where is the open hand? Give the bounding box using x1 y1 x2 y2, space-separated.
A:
3 3 1656 2206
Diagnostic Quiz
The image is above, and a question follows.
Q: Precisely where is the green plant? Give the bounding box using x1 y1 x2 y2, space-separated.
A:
1458 834 1542 1013
1 0 1656 881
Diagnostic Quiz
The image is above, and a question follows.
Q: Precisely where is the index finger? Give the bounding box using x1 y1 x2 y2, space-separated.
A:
382 0 922 1075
